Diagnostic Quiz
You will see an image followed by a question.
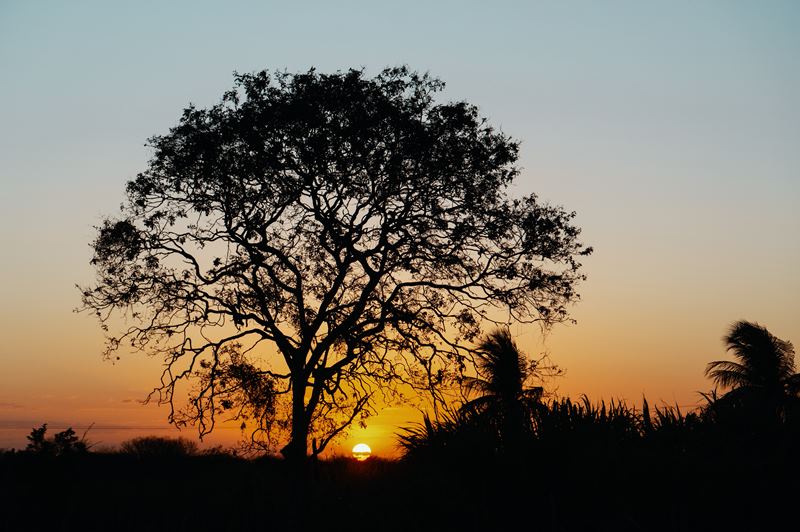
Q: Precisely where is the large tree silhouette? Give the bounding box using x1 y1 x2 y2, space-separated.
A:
80 67 591 460
705 320 799 424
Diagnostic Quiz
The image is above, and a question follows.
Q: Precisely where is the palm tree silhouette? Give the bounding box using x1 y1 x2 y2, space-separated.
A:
705 320 799 424
461 328 547 450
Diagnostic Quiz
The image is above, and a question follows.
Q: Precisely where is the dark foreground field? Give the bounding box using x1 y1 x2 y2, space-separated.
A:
1 436 797 532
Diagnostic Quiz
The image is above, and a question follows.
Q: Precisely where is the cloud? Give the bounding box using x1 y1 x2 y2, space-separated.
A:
0 402 23 409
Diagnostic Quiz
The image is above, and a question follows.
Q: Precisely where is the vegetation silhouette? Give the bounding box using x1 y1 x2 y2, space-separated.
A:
394 321 798 530
24 424 89 455
119 435 199 458
461 328 554 451
399 328 561 459
397 406 497 462
3 323 797 531
78 66 591 463
705 320 799 428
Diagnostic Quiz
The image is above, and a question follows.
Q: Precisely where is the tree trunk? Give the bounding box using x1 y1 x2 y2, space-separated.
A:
281 376 309 462
282 378 310 530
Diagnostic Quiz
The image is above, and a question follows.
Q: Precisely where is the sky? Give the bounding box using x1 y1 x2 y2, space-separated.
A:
1 1 798 457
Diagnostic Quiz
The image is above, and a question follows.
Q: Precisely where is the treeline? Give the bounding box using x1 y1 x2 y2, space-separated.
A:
8 424 222 458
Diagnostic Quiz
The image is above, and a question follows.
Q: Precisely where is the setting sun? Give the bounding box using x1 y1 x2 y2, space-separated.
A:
352 443 372 461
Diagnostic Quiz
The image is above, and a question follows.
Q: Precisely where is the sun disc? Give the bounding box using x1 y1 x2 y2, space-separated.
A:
352 443 372 461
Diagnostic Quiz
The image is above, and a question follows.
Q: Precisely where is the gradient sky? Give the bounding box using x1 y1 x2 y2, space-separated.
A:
1 1 798 456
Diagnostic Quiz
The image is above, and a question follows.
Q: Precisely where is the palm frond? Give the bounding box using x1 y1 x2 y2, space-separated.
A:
712 321 798 404
705 361 750 389
724 321 794 375
461 376 491 397
474 328 527 398
460 395 495 415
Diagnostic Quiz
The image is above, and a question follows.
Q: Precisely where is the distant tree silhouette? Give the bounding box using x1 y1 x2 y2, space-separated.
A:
25 424 52 454
119 436 199 458
705 320 799 425
25 424 88 455
80 67 591 462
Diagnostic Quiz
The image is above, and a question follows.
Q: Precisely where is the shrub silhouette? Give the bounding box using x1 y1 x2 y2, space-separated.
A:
25 424 88 455
532 396 640 441
398 395 704 463
397 406 498 462
119 436 199 458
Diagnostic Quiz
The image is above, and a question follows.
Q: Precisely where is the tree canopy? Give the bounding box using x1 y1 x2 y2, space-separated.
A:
460 328 556 451
706 320 799 424
80 66 591 459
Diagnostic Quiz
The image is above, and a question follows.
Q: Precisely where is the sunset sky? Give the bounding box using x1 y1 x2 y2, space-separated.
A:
1 1 798 457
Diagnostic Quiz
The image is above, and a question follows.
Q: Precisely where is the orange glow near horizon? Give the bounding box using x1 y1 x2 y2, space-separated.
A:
2 296 798 455
1 307 798 455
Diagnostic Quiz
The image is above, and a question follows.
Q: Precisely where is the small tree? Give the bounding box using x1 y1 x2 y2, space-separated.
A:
25 424 52 454
705 320 799 425
25 424 88 455
461 328 557 450
80 67 591 461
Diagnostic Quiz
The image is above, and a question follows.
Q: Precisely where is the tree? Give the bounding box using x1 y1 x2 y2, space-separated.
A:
705 320 799 424
25 424 89 455
80 67 591 461
461 328 556 450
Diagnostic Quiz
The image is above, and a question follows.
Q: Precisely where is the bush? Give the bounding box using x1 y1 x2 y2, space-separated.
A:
25 424 88 455
119 436 199 458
